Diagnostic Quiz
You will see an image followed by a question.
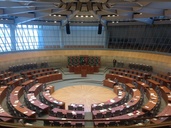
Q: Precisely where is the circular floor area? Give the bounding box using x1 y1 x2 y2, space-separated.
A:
51 85 117 112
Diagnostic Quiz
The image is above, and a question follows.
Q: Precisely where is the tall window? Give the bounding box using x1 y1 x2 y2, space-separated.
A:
63 26 106 46
15 25 38 50
0 24 11 52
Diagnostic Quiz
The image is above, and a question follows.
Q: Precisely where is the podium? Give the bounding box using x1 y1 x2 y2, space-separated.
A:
81 69 87 77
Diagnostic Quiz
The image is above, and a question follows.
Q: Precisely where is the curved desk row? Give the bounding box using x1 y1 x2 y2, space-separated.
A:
92 88 141 119
109 70 144 81
1 74 20 85
105 73 135 84
142 88 158 112
110 68 151 79
151 86 171 124
151 75 171 86
45 116 85 127
30 70 59 79
41 91 65 109
26 93 49 115
21 67 54 77
51 108 85 119
9 86 36 118
0 86 13 122
91 86 126 111
94 110 144 127
0 72 12 79
36 73 62 84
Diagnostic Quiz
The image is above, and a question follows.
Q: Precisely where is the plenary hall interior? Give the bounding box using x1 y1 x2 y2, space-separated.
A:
0 0 171 128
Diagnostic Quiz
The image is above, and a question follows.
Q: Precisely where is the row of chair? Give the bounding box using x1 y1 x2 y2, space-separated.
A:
128 63 153 72
8 62 49 72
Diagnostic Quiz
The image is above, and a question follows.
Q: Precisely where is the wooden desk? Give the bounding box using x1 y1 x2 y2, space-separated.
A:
152 75 171 86
10 86 36 118
45 85 55 94
142 88 158 112
36 73 62 84
160 86 171 94
52 108 85 118
137 81 149 89
42 91 65 109
125 83 135 91
0 86 13 122
113 85 123 95
27 93 49 113
1 74 19 85
7 77 24 88
103 79 116 88
94 110 144 126
147 79 160 89
46 116 85 126
105 74 135 84
160 86 171 103
21 80 35 91
92 88 141 118
28 83 43 96
91 91 126 111
151 104 171 124
69 65 99 74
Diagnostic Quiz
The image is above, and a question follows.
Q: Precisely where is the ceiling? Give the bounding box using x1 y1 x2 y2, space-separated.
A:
0 0 171 26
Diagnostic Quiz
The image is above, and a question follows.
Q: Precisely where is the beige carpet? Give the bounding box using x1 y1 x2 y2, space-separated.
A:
51 85 117 112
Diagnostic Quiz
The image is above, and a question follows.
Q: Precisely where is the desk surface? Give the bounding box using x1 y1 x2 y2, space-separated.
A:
10 86 36 118
0 86 13 122
27 93 49 112
42 91 65 109
94 110 144 125
142 88 158 112
92 88 141 117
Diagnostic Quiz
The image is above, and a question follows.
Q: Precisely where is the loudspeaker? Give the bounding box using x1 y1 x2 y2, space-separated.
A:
98 23 102 34
66 23 70 34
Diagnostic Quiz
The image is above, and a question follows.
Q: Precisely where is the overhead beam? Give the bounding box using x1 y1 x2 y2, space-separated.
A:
89 10 107 26
15 8 66 24
61 10 79 26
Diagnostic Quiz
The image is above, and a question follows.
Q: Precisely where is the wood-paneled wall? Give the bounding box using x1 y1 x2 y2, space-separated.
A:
0 50 170 73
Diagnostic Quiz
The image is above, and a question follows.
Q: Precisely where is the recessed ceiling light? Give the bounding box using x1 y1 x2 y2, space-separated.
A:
54 21 57 23
116 21 119 23
107 15 110 17
90 15 93 18
58 15 61 17
76 15 79 17
112 21 115 23
140 13 142 15
46 21 48 22
53 14 56 16
85 15 88 18
49 14 51 16
112 15 115 17
81 15 84 18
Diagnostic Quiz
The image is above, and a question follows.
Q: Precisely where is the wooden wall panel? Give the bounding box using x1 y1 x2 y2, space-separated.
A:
0 50 170 73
